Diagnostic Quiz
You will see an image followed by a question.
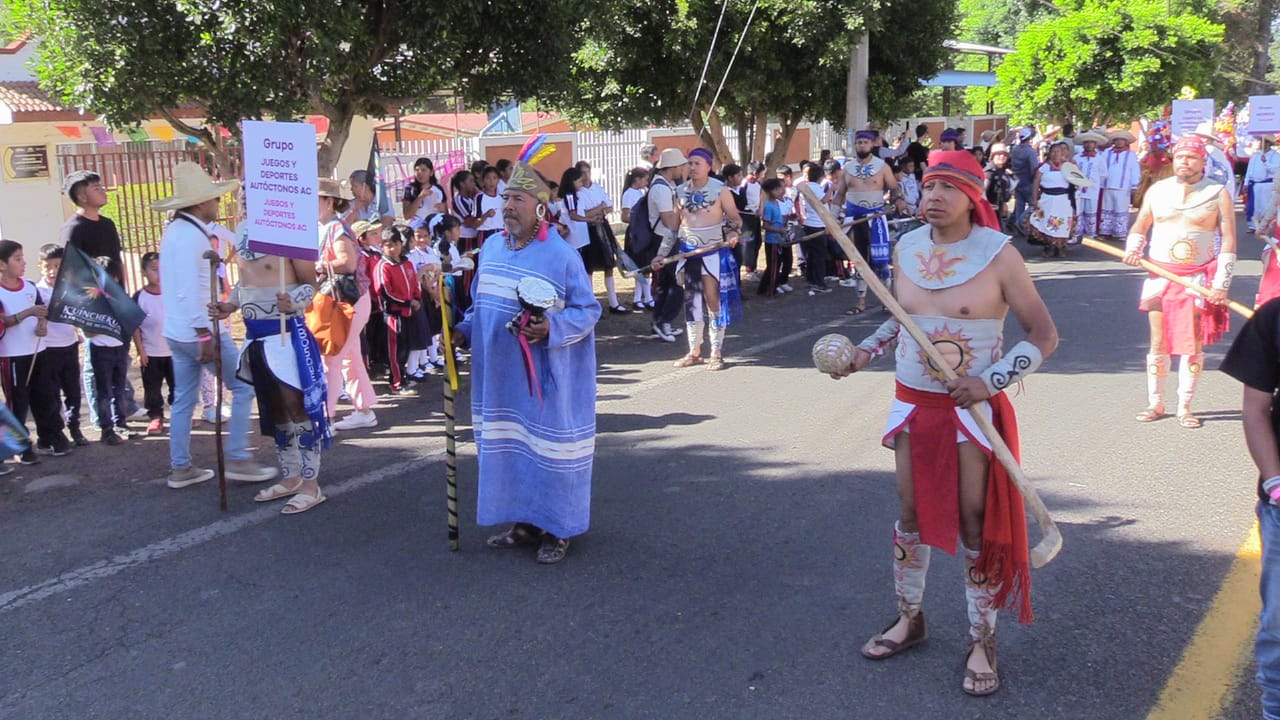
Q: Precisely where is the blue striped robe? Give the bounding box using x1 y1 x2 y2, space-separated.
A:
457 228 601 538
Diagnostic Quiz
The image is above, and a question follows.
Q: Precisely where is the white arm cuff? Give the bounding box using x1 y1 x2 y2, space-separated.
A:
856 319 901 360
1213 252 1236 290
1124 232 1146 255
980 340 1044 396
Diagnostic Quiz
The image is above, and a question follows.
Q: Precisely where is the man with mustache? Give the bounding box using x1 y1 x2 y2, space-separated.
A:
829 130 900 314
455 162 602 565
1123 135 1236 429
829 150 1058 696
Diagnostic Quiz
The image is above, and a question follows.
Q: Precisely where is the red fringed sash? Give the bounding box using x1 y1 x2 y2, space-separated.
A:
891 382 1034 623
1144 258 1229 354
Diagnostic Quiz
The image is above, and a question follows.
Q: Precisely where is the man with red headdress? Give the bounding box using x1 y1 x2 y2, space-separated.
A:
1123 135 1235 428
830 150 1059 696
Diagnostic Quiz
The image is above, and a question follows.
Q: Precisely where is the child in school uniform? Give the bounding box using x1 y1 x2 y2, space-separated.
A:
87 257 132 446
405 224 440 381
0 240 61 463
757 179 793 297
132 252 174 435
377 229 422 394
34 244 86 449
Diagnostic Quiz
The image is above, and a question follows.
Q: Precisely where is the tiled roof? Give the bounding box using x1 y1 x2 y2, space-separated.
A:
0 81 66 114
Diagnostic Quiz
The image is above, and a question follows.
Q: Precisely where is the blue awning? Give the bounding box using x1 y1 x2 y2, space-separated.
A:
922 70 998 88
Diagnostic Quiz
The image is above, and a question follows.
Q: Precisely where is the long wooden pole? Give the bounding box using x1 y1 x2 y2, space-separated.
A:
1081 237 1253 319
203 250 228 512
797 184 1062 568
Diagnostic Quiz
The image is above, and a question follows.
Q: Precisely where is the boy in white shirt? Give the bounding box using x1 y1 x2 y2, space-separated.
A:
0 240 60 463
34 244 87 449
133 252 174 435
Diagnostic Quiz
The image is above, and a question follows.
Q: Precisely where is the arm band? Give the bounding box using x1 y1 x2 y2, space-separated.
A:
288 284 316 314
856 319 901 360
1124 232 1147 254
980 340 1044 396
1212 252 1236 290
1265 475 1280 503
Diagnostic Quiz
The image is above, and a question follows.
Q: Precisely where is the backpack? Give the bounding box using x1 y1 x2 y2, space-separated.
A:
625 176 669 262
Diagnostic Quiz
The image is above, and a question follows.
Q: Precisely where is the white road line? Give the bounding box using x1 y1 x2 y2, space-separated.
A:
0 449 443 614
2 313 865 613
607 315 858 398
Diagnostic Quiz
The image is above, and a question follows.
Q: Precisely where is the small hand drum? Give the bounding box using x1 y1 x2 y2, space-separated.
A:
812 333 856 375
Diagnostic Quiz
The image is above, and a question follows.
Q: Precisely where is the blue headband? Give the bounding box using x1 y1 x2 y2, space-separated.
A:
688 148 714 165
855 130 877 141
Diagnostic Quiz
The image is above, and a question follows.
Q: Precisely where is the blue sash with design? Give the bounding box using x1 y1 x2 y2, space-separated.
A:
845 203 891 281
244 317 330 449
679 241 742 327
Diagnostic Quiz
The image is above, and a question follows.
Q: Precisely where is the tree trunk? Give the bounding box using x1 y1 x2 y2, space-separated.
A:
751 112 768 164
690 106 737 167
735 112 750 168
764 115 801 177
159 110 235 180
316 101 356 177
1244 0 1278 97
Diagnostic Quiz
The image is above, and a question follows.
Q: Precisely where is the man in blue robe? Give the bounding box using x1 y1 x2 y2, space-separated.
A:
456 162 602 564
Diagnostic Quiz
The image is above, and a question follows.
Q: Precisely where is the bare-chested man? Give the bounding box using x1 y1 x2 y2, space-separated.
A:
1123 135 1235 429
831 150 1058 696
830 130 900 314
649 148 743 371
208 189 329 515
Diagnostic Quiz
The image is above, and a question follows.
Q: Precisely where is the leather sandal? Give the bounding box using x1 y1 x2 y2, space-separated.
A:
1135 406 1166 422
1177 413 1202 429
673 354 704 368
486 523 543 549
706 355 726 371
861 610 926 660
962 627 1000 697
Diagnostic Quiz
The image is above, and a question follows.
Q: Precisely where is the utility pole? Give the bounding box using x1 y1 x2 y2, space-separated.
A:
845 31 869 153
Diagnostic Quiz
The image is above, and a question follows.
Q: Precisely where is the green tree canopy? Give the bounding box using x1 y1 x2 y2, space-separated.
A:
548 0 955 166
991 0 1224 124
7 0 577 173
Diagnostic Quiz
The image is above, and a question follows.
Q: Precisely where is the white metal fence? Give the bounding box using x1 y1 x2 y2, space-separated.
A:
379 121 841 223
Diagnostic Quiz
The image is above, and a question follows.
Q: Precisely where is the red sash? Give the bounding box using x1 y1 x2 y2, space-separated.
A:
891 382 1033 623
1144 258 1229 354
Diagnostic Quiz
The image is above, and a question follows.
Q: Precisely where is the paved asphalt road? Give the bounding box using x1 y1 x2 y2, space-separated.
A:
0 220 1269 719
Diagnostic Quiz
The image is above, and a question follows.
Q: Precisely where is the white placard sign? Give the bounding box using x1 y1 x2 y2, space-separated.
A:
1248 96 1280 135
1171 99 1214 138
242 120 318 261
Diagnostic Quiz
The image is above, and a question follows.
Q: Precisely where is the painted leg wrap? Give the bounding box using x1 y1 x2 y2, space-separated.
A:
298 425 322 483
893 522 931 614
274 422 302 479
708 323 726 354
1146 353 1169 409
964 547 999 639
1177 353 1203 415
687 321 705 354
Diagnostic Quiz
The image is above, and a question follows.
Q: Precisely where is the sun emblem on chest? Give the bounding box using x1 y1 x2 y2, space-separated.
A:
919 324 976 383
914 246 965 282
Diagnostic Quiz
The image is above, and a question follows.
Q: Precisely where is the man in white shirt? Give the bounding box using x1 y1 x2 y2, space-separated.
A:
648 149 687 341
154 162 277 489
1247 136 1280 232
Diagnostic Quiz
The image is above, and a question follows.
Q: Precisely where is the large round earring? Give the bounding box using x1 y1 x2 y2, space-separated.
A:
536 204 546 219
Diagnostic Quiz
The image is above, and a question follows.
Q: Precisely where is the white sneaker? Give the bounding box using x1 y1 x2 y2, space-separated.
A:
839 278 858 288
129 407 149 420
745 271 761 282
333 410 378 431
661 323 683 337
780 283 794 293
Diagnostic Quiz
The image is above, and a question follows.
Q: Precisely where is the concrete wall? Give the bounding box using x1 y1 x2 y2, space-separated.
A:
0 121 73 277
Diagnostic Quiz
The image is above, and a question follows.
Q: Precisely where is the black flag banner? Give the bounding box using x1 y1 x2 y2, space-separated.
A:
47 244 146 341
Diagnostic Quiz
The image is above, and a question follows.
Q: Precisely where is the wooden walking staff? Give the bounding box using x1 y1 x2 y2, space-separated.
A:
438 260 471 551
1081 237 1254 320
797 184 1063 568
203 250 229 512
